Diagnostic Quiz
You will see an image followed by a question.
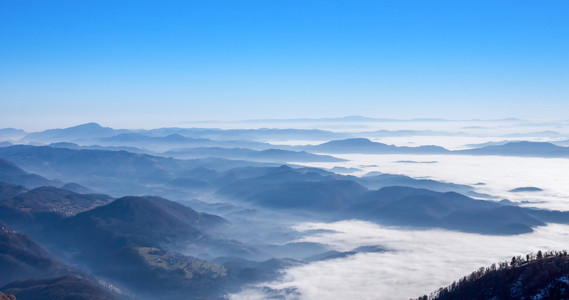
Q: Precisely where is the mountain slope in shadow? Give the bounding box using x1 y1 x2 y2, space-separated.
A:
165 147 345 163
0 158 58 189
0 221 77 287
2 276 117 300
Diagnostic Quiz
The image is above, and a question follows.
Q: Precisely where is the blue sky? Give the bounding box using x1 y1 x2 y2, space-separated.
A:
1 0 568 130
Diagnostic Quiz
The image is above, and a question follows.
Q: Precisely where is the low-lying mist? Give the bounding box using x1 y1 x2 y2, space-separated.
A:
1 119 569 299
294 153 569 211
229 221 569 300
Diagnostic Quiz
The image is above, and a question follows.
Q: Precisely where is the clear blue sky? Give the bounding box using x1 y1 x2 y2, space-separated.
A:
1 0 568 130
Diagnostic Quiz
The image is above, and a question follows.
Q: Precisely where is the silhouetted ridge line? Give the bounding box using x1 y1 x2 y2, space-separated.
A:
416 250 569 300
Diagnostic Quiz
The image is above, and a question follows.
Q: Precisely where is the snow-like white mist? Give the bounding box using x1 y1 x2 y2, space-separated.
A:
229 221 569 300
295 154 569 211
228 125 569 300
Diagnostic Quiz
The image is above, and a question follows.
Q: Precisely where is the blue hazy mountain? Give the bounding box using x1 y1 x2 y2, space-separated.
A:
303 138 450 154
60 182 97 194
394 160 437 164
0 182 27 199
305 139 569 158
329 166 362 173
66 196 210 249
0 158 60 189
0 221 116 298
211 256 303 293
21 123 124 144
0 175 310 299
0 185 112 218
0 145 276 196
509 186 543 192
0 182 295 299
219 175 569 235
1 276 118 300
303 245 387 262
18 123 351 150
212 165 369 219
99 133 279 151
145 127 350 141
17 124 569 160
363 129 467 137
255 242 331 260
49 142 151 155
0 183 114 236
0 187 229 247
165 147 346 163
243 180 367 211
458 141 569 158
3 145 569 237
464 140 514 148
0 221 75 287
3 144 569 298
3 147 548 235
349 187 546 235
355 172 492 199
0 128 26 141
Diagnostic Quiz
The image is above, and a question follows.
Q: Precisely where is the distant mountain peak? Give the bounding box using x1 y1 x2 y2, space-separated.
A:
276 165 293 171
459 140 569 158
20 122 120 143
74 122 103 128
83 196 158 217
322 138 377 145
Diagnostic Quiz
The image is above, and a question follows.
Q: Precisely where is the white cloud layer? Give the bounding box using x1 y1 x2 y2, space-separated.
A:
240 130 569 300
295 153 569 211
229 221 569 300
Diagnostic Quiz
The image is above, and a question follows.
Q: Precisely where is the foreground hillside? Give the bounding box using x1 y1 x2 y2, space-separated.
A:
0 292 15 300
2 276 117 300
418 251 569 300
0 179 301 299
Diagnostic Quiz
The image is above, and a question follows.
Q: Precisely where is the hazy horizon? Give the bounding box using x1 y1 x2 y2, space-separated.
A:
4 116 569 133
1 1 568 300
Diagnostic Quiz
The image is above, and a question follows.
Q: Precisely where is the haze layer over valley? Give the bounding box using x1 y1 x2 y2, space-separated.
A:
2 1 568 298
1 118 569 299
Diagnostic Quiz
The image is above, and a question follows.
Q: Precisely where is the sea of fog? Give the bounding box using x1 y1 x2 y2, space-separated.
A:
369 136 564 150
229 137 569 299
8 119 565 299
230 221 569 300
184 119 569 137
296 154 569 211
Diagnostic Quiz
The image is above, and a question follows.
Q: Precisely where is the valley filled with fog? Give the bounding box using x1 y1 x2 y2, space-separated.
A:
231 222 569 300
3 2 567 299
227 119 569 299
1 118 569 299
299 154 569 211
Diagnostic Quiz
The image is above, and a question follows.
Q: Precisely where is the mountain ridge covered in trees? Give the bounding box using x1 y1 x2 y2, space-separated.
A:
416 250 569 300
